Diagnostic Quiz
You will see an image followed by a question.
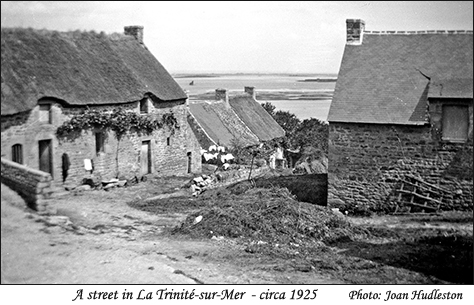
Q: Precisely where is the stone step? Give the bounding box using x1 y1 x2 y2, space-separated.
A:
49 184 70 198
50 190 70 198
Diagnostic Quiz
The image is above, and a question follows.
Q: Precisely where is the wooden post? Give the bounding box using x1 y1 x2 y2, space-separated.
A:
248 154 255 181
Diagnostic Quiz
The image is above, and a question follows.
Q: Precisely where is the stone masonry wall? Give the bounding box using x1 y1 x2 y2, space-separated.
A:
1 157 52 212
149 99 202 176
1 98 202 187
328 123 473 212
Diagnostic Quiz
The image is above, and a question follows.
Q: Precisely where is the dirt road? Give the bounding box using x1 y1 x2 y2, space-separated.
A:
1 182 341 284
2 175 472 285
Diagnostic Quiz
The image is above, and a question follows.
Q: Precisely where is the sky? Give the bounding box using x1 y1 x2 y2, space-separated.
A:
1 1 473 74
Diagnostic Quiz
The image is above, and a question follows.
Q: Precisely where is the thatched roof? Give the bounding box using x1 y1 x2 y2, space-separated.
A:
1 27 187 115
188 91 285 149
229 95 286 141
188 101 259 148
329 31 473 125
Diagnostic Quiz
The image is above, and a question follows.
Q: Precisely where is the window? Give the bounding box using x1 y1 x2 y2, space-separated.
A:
12 144 23 164
39 104 51 123
140 99 148 114
95 132 105 155
167 137 171 146
442 105 469 142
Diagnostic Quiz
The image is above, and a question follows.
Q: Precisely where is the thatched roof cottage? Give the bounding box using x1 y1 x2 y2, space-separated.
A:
1 26 202 190
188 87 285 150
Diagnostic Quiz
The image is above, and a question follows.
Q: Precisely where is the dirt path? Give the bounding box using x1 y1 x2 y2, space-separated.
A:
1 184 197 284
1 182 341 284
5 177 469 285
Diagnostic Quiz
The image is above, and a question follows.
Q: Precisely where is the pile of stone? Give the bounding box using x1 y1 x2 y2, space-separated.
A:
101 178 127 190
189 174 215 196
66 177 127 193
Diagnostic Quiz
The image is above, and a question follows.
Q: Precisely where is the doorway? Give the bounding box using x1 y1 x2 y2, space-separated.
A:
38 139 53 177
187 152 192 174
141 140 151 175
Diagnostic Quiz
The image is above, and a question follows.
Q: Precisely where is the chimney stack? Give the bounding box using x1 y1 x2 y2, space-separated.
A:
124 26 144 44
244 86 256 99
215 88 228 103
346 19 365 45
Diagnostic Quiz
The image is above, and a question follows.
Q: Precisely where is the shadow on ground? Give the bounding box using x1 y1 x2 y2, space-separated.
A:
332 233 473 284
229 174 327 206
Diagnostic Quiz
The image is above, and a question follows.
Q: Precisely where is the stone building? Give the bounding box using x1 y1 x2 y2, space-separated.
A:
1 26 202 188
327 19 473 212
188 87 285 149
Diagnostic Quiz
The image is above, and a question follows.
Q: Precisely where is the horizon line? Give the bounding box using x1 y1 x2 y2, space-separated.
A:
170 71 339 75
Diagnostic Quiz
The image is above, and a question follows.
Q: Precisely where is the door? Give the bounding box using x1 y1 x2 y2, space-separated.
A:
39 139 53 176
141 141 151 175
187 152 192 174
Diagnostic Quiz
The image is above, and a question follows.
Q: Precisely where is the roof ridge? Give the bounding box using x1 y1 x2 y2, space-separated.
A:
365 30 473 35
1 27 132 41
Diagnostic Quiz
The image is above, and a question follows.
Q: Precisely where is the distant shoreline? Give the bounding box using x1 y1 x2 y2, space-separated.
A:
173 74 220 79
173 73 338 79
189 90 333 101
297 78 337 83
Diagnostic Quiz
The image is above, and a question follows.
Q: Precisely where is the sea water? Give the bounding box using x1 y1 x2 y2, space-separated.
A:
174 74 335 121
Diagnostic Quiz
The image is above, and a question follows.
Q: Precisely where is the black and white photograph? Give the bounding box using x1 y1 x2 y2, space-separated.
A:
0 1 472 300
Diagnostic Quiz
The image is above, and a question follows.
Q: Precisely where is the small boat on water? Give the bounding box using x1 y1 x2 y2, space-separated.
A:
189 80 194 85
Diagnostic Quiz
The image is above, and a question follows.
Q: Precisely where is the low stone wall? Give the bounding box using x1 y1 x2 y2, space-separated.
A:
1 158 53 212
209 166 269 189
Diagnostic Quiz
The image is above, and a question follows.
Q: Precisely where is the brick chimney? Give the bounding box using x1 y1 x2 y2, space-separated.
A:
346 19 365 45
244 86 256 99
124 26 144 44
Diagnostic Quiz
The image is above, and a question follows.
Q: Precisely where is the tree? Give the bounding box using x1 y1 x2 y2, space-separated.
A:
273 110 301 137
293 118 328 154
260 101 328 155
261 102 276 117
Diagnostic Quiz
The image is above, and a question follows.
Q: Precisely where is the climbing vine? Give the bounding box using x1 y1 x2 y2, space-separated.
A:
56 108 179 139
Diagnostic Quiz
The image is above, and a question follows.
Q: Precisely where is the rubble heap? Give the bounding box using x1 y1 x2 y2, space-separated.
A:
173 187 368 244
189 174 215 196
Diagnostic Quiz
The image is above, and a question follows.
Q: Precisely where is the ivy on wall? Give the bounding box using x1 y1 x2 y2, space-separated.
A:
56 108 179 139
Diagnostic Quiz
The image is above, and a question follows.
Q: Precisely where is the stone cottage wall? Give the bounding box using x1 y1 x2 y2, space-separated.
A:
328 123 473 212
149 99 201 176
2 102 67 185
1 98 202 186
1 157 52 212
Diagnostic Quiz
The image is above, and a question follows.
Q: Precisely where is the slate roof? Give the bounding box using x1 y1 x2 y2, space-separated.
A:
1 27 187 115
328 31 473 124
428 78 473 99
